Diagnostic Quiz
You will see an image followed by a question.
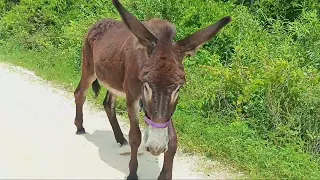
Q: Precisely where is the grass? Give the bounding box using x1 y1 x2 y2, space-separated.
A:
1 43 319 179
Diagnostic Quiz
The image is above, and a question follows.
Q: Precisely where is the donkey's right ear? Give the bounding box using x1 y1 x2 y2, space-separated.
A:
176 16 231 57
112 0 158 48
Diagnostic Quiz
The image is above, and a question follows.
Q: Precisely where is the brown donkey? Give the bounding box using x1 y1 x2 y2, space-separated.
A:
74 0 231 179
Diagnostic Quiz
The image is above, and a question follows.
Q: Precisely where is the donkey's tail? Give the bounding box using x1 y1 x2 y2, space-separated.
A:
92 79 101 98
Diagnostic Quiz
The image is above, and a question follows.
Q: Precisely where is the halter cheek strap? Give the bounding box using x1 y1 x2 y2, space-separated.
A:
144 116 172 128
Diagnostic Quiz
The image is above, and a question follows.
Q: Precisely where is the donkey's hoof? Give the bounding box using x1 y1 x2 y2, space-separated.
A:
127 173 138 180
76 128 86 135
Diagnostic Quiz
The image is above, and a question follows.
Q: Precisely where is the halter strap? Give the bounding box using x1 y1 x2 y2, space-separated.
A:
144 116 172 128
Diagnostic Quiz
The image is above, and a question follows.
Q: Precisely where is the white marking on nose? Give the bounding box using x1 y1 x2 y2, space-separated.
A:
159 92 164 117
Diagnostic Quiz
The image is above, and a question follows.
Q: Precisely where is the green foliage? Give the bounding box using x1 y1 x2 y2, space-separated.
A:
0 0 19 18
0 0 320 179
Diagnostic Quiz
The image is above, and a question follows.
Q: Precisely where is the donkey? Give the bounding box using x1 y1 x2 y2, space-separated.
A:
73 0 231 179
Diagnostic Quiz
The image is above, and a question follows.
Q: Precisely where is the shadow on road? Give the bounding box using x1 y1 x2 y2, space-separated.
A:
83 130 161 179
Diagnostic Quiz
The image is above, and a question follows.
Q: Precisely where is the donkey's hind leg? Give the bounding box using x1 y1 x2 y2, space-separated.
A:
74 74 95 134
103 91 128 145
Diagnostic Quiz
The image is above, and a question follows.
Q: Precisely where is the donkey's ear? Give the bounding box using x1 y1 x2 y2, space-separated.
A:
177 16 231 57
112 0 158 47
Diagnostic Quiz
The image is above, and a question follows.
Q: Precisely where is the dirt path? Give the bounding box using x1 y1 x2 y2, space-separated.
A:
0 63 237 179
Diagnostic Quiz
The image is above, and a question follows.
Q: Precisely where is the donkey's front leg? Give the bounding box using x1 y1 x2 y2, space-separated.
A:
126 99 141 180
158 122 178 180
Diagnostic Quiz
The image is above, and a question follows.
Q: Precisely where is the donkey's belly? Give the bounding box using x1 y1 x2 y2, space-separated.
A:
94 64 126 98
97 78 126 98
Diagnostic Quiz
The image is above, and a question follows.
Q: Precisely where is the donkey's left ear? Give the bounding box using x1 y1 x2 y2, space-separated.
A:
112 0 158 48
176 16 231 57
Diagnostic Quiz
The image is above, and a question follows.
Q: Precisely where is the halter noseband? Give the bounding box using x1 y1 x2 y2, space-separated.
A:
144 116 172 128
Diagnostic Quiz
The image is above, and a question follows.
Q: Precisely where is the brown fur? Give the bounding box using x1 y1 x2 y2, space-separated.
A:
73 1 231 179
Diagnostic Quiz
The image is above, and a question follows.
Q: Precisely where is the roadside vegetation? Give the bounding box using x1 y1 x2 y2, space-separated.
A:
1 0 319 179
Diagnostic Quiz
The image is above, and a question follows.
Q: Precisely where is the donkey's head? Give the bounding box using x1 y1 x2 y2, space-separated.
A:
112 0 231 156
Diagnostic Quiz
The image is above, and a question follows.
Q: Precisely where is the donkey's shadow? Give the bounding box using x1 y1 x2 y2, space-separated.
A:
83 130 161 179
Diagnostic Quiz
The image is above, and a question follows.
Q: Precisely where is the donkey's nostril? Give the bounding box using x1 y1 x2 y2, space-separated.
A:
146 147 150 152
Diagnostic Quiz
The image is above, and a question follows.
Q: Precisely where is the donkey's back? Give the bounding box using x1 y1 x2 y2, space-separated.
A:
87 18 131 54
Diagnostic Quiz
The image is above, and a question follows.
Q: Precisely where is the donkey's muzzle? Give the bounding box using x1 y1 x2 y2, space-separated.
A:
143 122 169 156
